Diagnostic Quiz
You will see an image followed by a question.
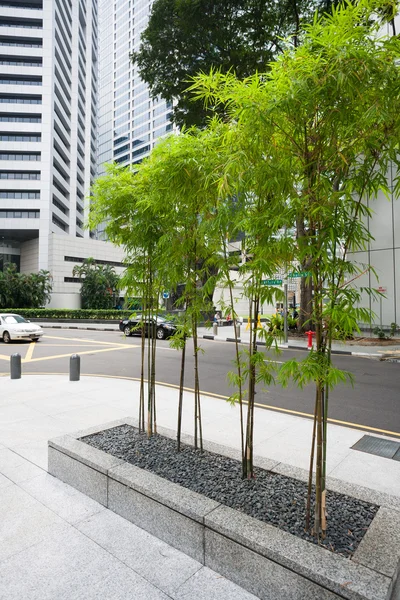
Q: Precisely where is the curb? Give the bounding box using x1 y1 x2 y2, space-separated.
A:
201 335 384 358
42 325 117 332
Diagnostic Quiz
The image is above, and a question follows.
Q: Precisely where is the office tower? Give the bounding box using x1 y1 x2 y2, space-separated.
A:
0 0 126 307
97 0 173 234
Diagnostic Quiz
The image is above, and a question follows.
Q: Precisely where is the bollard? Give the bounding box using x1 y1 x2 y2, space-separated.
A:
10 353 21 380
212 322 218 336
235 324 241 338
70 354 80 381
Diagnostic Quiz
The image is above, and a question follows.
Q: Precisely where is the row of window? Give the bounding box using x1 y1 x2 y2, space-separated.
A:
0 59 42 66
0 77 42 85
0 171 40 179
52 213 67 231
64 256 125 268
0 95 41 104
0 39 42 48
0 134 41 141
0 152 40 160
0 191 39 198
0 209 39 218
0 115 41 122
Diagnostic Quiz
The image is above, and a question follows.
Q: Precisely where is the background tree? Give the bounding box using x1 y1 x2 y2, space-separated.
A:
0 263 52 308
132 0 340 128
72 258 120 310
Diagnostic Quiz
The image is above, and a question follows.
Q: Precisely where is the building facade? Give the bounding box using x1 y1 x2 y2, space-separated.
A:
96 0 174 238
0 0 123 308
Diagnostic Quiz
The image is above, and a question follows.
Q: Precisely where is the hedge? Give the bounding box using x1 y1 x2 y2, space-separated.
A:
0 308 133 320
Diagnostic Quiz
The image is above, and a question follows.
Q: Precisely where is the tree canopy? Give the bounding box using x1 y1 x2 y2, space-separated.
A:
132 0 340 128
72 258 120 310
0 264 52 309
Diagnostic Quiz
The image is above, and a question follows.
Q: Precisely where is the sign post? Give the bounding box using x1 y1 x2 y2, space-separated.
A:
283 280 288 343
377 286 387 330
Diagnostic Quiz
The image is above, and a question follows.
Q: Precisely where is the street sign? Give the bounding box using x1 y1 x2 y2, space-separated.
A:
377 286 387 293
261 279 282 286
288 271 311 278
162 291 170 299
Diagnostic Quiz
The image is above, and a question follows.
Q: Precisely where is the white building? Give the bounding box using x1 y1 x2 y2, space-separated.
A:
96 0 174 241
0 0 125 308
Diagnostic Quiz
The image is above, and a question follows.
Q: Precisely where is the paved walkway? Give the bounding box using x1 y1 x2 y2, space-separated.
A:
1 374 400 599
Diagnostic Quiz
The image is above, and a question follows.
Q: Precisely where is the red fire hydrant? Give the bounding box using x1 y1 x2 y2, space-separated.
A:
306 330 315 350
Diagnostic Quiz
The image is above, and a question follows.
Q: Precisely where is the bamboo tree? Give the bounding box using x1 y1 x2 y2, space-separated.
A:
191 0 400 533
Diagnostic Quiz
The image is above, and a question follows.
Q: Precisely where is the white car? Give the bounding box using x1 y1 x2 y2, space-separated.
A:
0 313 44 343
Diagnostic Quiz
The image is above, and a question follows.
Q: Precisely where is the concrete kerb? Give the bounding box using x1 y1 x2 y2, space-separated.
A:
48 419 400 600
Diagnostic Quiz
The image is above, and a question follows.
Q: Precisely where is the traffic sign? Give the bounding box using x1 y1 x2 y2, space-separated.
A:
261 279 282 286
288 271 311 278
162 291 170 299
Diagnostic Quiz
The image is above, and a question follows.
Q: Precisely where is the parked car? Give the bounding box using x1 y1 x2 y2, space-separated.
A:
119 314 177 340
0 313 44 343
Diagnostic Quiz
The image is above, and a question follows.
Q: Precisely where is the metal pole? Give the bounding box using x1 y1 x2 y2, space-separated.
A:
380 296 383 331
10 353 21 380
70 354 80 381
284 282 288 343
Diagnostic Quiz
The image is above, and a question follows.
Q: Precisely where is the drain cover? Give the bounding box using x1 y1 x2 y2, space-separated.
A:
352 435 400 459
393 448 400 462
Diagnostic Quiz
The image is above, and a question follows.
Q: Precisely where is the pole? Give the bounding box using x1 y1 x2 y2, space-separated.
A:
70 354 80 381
10 353 21 379
284 282 288 343
380 296 382 331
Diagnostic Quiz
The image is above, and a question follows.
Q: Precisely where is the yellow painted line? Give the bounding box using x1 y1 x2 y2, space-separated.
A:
44 335 129 347
23 342 36 363
1 370 399 439
24 344 139 364
0 354 10 361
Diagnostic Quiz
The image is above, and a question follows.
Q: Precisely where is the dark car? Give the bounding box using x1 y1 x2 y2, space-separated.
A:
119 314 177 340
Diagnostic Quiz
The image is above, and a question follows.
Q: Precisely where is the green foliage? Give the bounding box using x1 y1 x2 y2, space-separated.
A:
373 326 388 339
0 263 52 308
0 308 133 320
390 322 399 338
72 258 120 310
132 0 340 128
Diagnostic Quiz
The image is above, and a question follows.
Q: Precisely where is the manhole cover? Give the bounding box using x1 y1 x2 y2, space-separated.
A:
352 435 400 459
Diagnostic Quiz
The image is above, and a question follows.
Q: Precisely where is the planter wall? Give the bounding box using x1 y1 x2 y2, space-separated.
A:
48 419 400 600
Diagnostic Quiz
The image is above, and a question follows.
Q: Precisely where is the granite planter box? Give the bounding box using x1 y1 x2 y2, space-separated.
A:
48 418 400 600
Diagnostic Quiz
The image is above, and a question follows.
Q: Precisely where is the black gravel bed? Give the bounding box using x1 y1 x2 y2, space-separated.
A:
81 424 378 557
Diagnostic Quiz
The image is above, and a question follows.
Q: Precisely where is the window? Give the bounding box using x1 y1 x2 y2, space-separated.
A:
0 114 41 122
0 190 40 198
0 57 42 67
0 133 41 141
0 95 41 104
132 144 150 158
52 214 67 231
64 277 80 283
0 152 40 160
0 76 42 85
0 37 42 48
0 171 40 179
0 209 39 218
115 154 129 164
114 143 129 156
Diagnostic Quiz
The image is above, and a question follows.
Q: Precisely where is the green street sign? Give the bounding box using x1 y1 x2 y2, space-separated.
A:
261 279 282 286
288 271 311 278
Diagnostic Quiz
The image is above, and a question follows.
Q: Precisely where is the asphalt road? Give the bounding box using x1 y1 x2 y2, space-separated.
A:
1 328 399 437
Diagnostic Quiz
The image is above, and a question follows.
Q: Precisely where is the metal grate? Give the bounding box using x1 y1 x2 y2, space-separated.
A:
392 448 400 462
352 435 400 459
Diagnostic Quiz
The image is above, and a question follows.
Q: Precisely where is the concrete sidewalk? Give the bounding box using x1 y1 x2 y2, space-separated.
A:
1 374 400 599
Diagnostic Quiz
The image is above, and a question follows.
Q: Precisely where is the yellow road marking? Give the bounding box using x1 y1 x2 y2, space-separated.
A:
44 335 128 347
23 344 138 364
0 354 10 360
23 342 35 363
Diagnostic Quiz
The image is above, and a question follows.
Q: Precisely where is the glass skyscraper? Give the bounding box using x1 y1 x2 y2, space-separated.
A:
97 0 173 208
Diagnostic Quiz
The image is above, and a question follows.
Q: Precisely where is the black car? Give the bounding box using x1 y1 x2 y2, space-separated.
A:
119 314 177 340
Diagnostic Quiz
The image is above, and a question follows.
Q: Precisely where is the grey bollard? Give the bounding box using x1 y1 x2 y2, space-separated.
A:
70 354 80 381
10 353 21 380
235 324 241 338
213 323 218 335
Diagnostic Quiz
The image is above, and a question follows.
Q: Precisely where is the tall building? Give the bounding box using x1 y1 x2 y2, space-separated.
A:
0 0 126 307
96 0 174 239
